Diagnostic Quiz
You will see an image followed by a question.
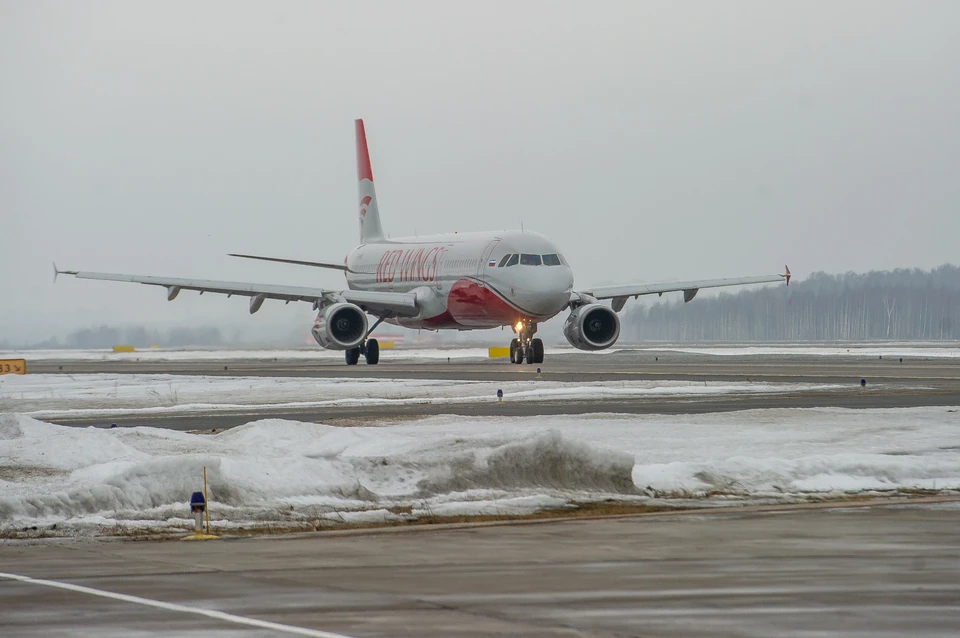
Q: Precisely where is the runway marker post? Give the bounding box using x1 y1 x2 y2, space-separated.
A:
204 466 211 535
191 492 205 533
182 466 218 540
496 388 503 404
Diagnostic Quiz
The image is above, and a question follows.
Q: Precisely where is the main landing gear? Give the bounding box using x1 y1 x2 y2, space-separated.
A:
345 338 379 365
509 320 544 365
345 316 387 366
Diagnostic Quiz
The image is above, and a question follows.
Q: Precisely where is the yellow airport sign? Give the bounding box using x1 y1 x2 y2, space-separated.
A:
488 347 511 359
113 345 136 353
0 359 26 375
378 341 395 350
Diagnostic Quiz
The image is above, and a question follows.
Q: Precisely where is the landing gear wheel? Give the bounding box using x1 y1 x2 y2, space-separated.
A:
510 338 524 364
531 338 544 364
364 338 380 365
345 347 361 365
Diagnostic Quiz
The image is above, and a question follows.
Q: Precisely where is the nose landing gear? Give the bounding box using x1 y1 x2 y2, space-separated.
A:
509 320 544 365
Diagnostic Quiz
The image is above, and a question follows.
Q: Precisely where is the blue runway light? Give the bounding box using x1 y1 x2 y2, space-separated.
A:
190 491 206 512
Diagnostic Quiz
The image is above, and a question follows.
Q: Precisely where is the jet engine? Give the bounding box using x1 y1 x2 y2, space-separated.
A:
563 303 620 351
312 303 368 350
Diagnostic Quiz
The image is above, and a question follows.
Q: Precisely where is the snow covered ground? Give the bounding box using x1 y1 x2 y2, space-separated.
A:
639 344 960 358
0 374 844 420
2 407 959 537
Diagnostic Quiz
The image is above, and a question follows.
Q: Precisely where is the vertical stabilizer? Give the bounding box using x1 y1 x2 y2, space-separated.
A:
356 119 385 243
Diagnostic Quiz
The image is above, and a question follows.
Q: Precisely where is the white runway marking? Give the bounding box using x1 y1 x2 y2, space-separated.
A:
0 571 359 638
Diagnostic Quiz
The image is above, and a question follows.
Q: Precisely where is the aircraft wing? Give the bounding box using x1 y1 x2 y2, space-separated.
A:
227 253 354 273
580 267 790 311
55 268 419 316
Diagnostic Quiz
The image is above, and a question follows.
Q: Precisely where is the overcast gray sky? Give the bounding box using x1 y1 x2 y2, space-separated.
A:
2 1 959 342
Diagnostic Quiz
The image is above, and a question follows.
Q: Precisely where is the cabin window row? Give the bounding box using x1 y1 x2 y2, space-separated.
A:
353 254 565 273
496 253 566 267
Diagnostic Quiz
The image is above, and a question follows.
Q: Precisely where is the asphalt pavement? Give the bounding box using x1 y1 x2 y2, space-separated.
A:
3 501 958 637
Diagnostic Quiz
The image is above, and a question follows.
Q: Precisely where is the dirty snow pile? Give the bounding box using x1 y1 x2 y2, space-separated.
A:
0 413 639 536
2 407 960 536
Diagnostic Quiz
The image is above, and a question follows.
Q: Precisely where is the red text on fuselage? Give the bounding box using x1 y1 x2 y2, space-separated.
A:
376 247 447 283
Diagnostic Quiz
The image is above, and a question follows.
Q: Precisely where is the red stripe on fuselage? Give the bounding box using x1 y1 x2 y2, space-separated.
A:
421 309 461 329
446 278 535 327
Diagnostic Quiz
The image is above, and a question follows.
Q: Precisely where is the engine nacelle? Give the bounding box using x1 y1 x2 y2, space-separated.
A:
312 303 367 350
563 303 621 351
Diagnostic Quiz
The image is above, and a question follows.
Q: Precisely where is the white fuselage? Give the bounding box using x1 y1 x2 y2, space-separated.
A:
344 230 574 329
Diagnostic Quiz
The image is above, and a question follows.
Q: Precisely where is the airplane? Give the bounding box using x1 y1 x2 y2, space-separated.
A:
56 119 790 365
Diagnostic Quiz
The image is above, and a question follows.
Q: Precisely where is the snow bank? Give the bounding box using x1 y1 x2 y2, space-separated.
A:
2 406 959 536
0 414 635 535
416 431 637 495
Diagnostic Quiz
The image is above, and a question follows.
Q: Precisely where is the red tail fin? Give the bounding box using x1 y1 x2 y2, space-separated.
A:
355 119 384 242
356 119 374 182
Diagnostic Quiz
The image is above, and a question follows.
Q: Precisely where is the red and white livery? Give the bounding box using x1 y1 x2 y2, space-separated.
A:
58 120 790 365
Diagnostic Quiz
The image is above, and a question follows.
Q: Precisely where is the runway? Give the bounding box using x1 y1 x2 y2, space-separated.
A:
24 348 960 430
26 347 960 385
3 501 958 637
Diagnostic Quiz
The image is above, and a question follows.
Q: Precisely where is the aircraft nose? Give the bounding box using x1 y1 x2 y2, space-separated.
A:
521 267 574 316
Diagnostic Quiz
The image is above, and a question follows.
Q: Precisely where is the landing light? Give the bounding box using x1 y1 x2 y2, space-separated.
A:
515 321 523 332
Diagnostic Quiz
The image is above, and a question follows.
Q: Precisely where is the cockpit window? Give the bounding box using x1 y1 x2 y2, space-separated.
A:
542 253 562 266
505 253 519 267
558 254 568 266
498 254 512 268
520 253 542 266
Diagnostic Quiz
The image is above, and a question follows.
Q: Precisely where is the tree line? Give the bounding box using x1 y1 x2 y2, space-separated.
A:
622 264 960 341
